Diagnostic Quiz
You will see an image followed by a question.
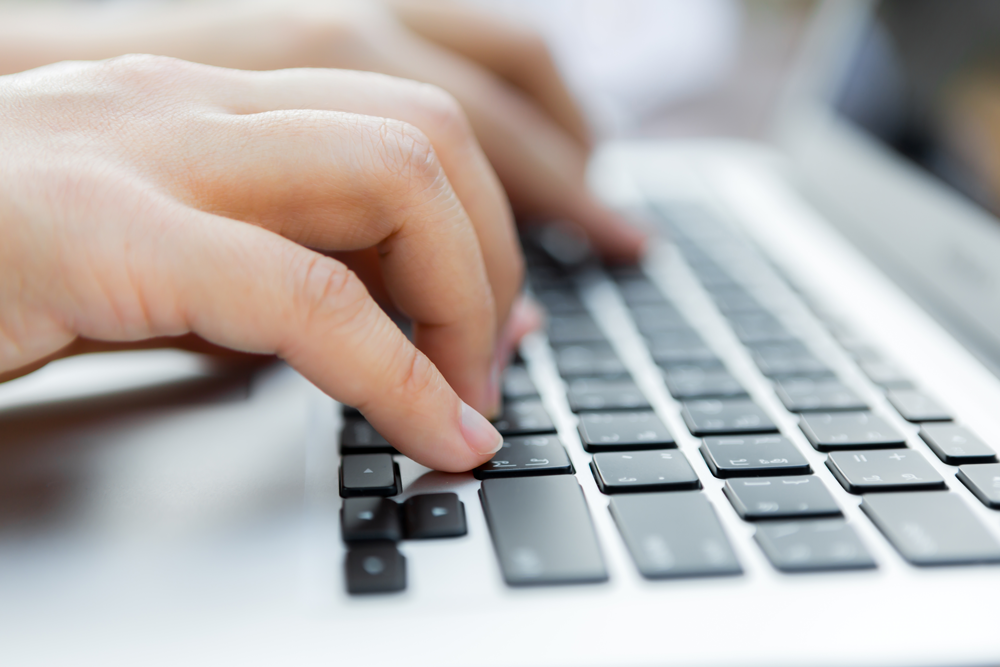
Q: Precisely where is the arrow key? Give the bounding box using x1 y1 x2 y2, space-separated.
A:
340 454 401 498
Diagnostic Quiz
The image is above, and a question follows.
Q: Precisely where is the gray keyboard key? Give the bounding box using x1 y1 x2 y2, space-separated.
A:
826 450 946 493
681 399 778 436
663 365 746 399
617 278 668 305
724 475 841 520
610 492 742 579
341 497 402 542
473 434 573 479
858 360 914 389
480 476 608 585
630 305 689 334
754 520 876 572
345 543 406 594
861 492 1000 565
799 412 906 451
502 365 539 399
340 454 400 498
547 314 607 344
577 411 674 452
728 312 794 344
646 331 719 366
749 341 831 377
957 464 1000 509
774 377 866 412
887 389 951 422
567 377 650 412
340 419 398 455
700 435 811 478
555 343 626 377
710 287 762 314
591 450 701 494
534 288 585 314
920 424 997 465
492 399 555 436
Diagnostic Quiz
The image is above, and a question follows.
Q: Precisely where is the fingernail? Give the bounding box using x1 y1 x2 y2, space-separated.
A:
460 400 504 456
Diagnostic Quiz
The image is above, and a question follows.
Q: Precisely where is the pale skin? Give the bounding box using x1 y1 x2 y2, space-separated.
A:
0 1 647 472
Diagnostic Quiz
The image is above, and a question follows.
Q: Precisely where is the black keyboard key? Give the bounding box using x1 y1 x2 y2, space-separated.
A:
957 464 1000 509
403 493 467 539
858 360 914 389
473 434 573 479
480 476 607 585
681 399 778 436
748 341 831 377
502 365 539 399
547 314 606 345
647 333 719 367
554 343 626 377
610 492 742 579
826 450 945 493
340 454 401 498
630 304 690 334
663 365 746 399
340 419 397 454
577 411 674 452
754 520 876 572
728 312 794 344
591 450 701 494
799 412 906 451
861 492 1000 565
724 475 841 520
566 377 650 412
345 543 406 594
887 389 951 422
774 377 866 412
492 399 555 435
700 435 811 478
920 424 997 464
341 497 402 542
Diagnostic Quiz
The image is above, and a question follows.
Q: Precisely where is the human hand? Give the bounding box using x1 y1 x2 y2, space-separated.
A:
0 55 528 472
0 0 647 260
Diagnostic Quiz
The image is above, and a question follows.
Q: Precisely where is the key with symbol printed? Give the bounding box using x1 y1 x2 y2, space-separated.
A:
700 435 811 477
577 411 674 452
826 450 945 493
473 434 573 479
340 454 401 498
724 475 841 520
403 493 467 539
590 450 701 494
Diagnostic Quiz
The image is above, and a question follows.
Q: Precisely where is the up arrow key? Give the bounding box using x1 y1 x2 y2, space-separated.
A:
340 454 399 497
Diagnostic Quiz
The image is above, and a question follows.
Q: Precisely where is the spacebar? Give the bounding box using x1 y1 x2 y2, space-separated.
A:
480 476 608 586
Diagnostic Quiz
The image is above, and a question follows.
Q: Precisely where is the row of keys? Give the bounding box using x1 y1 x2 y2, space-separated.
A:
662 206 1000 568
342 493 467 542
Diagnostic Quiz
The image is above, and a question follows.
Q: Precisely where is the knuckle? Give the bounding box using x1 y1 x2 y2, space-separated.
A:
371 118 445 191
392 345 441 403
410 83 473 144
516 30 555 65
98 54 196 84
291 254 366 329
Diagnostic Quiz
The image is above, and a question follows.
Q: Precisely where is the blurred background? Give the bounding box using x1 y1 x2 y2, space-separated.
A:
479 0 816 140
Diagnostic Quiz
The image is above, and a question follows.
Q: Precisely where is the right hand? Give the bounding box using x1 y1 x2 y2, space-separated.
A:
0 55 524 472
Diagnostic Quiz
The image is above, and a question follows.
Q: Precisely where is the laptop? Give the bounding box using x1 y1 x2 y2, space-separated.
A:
3 0 1000 664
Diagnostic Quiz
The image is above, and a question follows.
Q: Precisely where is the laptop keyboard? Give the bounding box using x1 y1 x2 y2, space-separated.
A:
337 204 1000 593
